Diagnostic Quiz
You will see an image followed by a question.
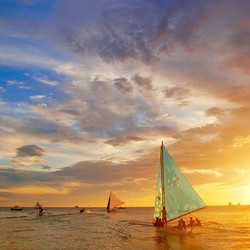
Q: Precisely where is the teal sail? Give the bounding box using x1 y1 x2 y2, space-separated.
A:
154 142 206 222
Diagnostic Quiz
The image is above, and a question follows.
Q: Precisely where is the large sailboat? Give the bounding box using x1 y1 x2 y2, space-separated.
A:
110 142 206 236
106 191 125 213
153 142 206 235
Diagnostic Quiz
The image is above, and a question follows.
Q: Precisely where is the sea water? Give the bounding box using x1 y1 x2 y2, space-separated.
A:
0 206 250 250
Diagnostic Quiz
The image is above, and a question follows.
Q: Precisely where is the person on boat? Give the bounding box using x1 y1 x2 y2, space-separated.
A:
80 208 85 213
161 206 167 225
159 218 164 227
195 218 201 226
180 219 187 231
177 220 184 231
38 206 43 216
153 217 164 227
153 217 159 227
189 217 196 227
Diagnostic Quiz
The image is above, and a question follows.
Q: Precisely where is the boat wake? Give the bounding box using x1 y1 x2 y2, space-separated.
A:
108 220 154 237
108 219 233 237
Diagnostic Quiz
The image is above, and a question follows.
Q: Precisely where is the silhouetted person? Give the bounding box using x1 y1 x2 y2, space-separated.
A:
189 217 196 227
195 218 201 226
153 217 164 227
38 206 43 216
178 220 184 230
161 206 167 225
180 219 187 231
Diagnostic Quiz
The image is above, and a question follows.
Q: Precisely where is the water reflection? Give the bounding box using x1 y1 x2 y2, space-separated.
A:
153 230 207 250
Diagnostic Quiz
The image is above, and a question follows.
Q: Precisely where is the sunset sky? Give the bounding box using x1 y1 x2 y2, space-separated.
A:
1 0 250 208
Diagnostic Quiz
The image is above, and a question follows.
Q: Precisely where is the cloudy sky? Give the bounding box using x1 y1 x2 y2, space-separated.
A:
1 0 250 208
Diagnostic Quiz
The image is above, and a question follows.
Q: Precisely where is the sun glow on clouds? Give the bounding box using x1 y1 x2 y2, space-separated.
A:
194 168 250 205
232 135 250 148
0 186 68 195
237 184 250 205
180 163 250 205
183 168 222 178
1 0 250 206
0 182 81 195
11 156 47 167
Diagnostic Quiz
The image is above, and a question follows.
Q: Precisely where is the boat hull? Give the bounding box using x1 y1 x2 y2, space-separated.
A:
11 206 23 211
156 226 191 236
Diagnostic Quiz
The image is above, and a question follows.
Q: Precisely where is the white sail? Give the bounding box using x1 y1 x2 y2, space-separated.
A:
107 191 124 212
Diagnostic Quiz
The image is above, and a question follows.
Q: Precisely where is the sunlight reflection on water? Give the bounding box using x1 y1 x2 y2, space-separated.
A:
0 206 250 249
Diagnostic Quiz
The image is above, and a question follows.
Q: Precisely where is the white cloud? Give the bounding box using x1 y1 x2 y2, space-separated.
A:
30 95 46 101
34 76 58 86
183 168 222 178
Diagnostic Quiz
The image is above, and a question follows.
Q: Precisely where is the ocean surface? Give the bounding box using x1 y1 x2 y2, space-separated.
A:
0 206 250 250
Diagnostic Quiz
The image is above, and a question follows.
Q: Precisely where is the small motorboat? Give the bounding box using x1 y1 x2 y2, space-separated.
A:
11 205 23 211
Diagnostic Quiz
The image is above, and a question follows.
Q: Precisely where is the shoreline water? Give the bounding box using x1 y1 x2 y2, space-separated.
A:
0 206 250 249
2 204 250 209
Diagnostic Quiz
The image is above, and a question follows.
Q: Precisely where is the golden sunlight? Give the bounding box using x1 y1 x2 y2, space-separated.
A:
0 186 69 195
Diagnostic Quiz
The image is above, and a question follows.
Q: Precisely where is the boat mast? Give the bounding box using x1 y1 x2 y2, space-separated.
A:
160 141 165 210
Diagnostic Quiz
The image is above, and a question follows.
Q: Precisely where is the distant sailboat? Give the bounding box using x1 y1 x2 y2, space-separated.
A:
106 191 125 213
34 201 44 216
34 201 43 209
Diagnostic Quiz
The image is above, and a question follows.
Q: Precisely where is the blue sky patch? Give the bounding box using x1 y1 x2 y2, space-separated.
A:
0 66 69 104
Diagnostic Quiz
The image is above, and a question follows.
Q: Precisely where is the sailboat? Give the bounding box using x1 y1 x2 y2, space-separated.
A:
106 191 125 213
34 201 42 209
153 142 206 235
109 142 207 236
34 201 44 216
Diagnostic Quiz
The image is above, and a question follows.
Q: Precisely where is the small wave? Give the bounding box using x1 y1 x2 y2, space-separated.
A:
2 215 28 219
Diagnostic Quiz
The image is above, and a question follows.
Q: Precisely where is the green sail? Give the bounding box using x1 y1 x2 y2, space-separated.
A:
154 143 206 222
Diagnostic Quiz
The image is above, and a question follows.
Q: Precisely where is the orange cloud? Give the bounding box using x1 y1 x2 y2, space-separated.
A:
0 185 69 195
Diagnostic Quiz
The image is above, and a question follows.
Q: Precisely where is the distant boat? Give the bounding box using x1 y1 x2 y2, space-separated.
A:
228 202 233 206
34 201 42 209
34 201 44 216
106 191 125 213
11 205 23 211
